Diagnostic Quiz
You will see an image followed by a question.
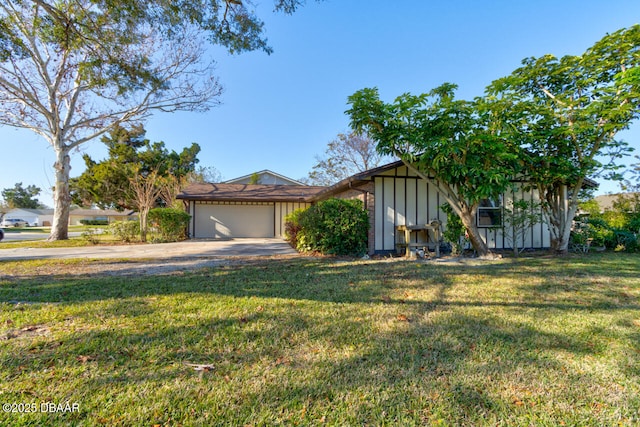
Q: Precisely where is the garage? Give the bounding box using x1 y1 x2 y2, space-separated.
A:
177 181 325 240
194 202 274 238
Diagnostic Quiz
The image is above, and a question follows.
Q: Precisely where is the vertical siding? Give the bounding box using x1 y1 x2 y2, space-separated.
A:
374 172 552 252
274 202 311 239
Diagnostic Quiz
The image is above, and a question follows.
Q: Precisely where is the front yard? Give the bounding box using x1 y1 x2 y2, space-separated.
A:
0 253 638 426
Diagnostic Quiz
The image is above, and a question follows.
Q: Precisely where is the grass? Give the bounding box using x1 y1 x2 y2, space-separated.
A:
0 253 638 426
0 226 142 249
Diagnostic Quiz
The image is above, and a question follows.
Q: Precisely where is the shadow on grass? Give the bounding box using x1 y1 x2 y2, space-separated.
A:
1 253 638 424
1 254 638 308
0 306 622 425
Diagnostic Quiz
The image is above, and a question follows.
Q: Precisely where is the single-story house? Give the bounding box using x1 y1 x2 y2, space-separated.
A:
178 161 594 255
68 208 137 225
2 208 54 226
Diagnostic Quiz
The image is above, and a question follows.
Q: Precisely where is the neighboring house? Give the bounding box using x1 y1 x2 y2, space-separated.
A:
594 192 639 212
178 162 595 255
68 208 137 225
3 208 54 226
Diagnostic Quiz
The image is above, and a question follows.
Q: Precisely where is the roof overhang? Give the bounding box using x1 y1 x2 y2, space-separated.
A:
177 183 326 203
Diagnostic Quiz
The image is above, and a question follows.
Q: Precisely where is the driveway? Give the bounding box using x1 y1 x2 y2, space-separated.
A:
0 238 297 261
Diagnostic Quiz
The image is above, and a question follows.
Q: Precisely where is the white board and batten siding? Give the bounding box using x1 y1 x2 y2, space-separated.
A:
373 165 550 252
188 201 311 239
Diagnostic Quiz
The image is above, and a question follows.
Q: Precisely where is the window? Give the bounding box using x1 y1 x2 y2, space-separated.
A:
477 197 502 227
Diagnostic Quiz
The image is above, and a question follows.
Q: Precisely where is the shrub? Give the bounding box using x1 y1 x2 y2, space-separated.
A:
148 208 191 242
81 228 100 244
441 204 466 255
79 219 109 225
108 220 140 242
284 208 305 249
287 199 369 256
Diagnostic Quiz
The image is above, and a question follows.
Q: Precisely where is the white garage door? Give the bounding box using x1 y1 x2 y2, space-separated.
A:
194 203 274 238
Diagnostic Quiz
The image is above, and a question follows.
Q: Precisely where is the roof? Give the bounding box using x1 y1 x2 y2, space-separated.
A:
179 160 601 203
594 192 639 211
312 161 404 200
224 170 304 186
6 208 54 215
177 183 326 202
312 159 599 200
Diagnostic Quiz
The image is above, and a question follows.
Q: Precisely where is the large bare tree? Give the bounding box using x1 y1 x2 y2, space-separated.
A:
305 132 391 186
0 0 309 240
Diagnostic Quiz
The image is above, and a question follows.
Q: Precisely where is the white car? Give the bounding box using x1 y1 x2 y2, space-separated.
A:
0 218 29 227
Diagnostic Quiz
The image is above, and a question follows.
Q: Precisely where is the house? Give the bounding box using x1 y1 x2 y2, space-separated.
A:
68 208 137 225
594 192 639 212
178 162 584 255
2 208 54 226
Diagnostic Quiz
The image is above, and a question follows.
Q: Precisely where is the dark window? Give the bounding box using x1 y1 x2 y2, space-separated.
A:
477 198 502 228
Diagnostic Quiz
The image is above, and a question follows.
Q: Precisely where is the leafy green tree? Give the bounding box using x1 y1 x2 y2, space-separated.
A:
71 125 200 241
1 182 44 209
487 25 640 254
0 0 312 241
348 84 520 257
305 132 390 186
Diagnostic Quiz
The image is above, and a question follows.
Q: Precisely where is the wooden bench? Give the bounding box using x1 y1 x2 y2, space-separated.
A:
396 221 442 258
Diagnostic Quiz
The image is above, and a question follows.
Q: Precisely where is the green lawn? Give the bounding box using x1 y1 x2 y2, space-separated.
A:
0 253 638 426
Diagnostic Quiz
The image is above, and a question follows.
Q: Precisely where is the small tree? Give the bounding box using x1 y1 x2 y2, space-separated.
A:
128 166 166 242
502 198 542 256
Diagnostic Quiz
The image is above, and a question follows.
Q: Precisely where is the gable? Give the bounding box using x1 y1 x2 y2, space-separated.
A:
225 170 304 186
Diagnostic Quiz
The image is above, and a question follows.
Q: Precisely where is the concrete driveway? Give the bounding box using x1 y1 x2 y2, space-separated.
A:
0 238 297 261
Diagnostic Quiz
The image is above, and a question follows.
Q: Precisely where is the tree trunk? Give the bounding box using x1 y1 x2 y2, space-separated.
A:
397 159 492 257
48 146 72 241
459 210 491 257
542 183 579 255
139 207 149 242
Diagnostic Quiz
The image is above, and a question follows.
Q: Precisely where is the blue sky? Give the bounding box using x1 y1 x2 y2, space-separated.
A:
2 0 640 206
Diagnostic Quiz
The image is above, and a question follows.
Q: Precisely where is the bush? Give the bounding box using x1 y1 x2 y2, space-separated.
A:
108 220 140 242
81 228 100 244
148 208 191 242
441 204 466 255
571 216 639 252
79 219 109 225
286 199 369 256
284 208 305 249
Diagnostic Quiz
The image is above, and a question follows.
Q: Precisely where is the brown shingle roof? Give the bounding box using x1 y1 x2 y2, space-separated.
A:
177 183 326 202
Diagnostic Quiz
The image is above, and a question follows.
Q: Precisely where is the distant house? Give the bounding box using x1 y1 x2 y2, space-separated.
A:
3 208 54 226
68 208 137 225
178 162 596 255
594 192 639 212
